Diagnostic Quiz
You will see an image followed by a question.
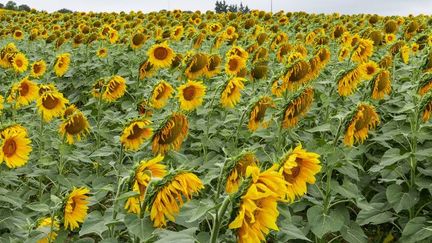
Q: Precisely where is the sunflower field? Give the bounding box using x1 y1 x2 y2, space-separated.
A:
1 8 432 243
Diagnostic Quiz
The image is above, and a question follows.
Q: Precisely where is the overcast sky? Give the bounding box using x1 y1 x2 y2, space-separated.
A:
4 0 432 15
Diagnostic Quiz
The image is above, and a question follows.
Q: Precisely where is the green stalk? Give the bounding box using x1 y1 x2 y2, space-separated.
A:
209 196 231 243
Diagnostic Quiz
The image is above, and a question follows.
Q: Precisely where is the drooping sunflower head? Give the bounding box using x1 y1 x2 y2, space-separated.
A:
379 54 393 69
7 77 39 108
282 59 312 91
137 99 153 117
400 45 410 64
177 80 207 111
225 55 246 76
205 54 221 78
0 126 32 169
351 38 374 63
139 58 156 80
185 53 209 80
220 77 246 108
54 53 71 77
250 61 268 80
36 217 60 243
152 112 188 155
224 152 259 194
150 80 174 109
147 41 175 68
120 118 152 151
226 46 249 60
130 32 147 50
30 60 47 78
12 52 28 73
247 96 275 131
145 171 203 227
418 74 432 96
102 75 127 102
371 70 391 100
38 83 58 96
421 93 432 122
282 87 314 129
278 144 321 202
59 105 90 144
343 103 380 146
337 65 366 97
64 187 90 230
37 91 69 122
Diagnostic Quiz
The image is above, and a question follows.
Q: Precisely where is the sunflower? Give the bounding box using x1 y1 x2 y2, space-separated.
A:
248 96 274 131
419 75 432 96
146 172 203 227
225 55 246 76
421 95 432 122
152 113 188 155
125 154 167 215
351 38 374 63
225 153 258 194
12 53 28 73
228 165 287 243
13 30 24 40
251 61 268 80
64 187 90 230
30 60 47 78
400 45 410 64
147 42 175 68
185 53 209 80
120 119 152 151
385 34 396 44
0 95 4 111
282 60 312 91
177 80 206 111
371 70 391 100
54 53 71 77
7 77 39 108
137 99 153 117
139 59 156 80
343 103 380 146
108 28 119 44
171 25 184 41
282 88 314 129
379 55 393 69
271 77 287 97
360 61 380 80
96 48 108 58
226 46 249 60
337 64 367 96
338 46 351 61
150 80 174 109
36 217 60 243
37 91 69 122
278 144 321 202
220 77 246 108
0 126 32 169
206 54 221 78
102 75 127 102
59 106 90 144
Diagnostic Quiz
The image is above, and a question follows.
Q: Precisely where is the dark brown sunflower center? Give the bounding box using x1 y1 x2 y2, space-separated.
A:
3 139 17 157
182 86 196 101
254 105 267 122
228 58 239 71
15 59 23 67
189 55 207 72
154 47 168 60
33 64 42 74
15 32 22 37
290 65 309 82
285 165 301 183
127 124 146 140
65 115 86 135
19 82 29 96
366 66 375 75
42 95 59 109
160 119 184 144
132 34 145 46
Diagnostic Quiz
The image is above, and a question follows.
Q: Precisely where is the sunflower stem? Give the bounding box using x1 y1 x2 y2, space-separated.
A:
233 108 248 147
214 158 228 202
209 196 231 243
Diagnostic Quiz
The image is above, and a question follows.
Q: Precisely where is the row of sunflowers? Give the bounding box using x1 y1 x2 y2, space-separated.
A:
1 8 432 243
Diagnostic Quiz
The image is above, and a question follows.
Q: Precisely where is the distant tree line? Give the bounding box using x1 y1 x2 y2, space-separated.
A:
0 1 73 13
215 1 250 13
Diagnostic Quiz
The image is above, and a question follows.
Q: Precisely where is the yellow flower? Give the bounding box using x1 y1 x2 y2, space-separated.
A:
225 153 258 194
59 105 90 144
30 60 47 78
278 144 321 202
220 77 246 108
225 55 246 76
385 34 396 44
351 38 374 63
37 91 69 122
147 42 175 68
96 48 108 58
371 70 391 100
102 75 127 102
282 88 314 129
108 28 119 44
205 54 221 78
152 112 188 155
344 103 380 146
7 77 39 108
0 95 4 111
54 53 71 77
139 59 156 80
130 32 147 50
400 45 410 64
64 187 90 230
13 30 24 40
36 217 60 243
177 80 206 111
247 96 274 131
282 60 312 91
12 53 28 73
0 126 32 168
148 172 203 227
226 46 249 60
337 64 367 96
150 80 174 109
120 119 152 151
185 53 209 80
359 61 380 80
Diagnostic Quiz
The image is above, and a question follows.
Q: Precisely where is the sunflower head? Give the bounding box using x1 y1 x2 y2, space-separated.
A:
96 48 108 58
120 118 152 151
0 126 32 169
152 112 188 155
7 77 39 108
177 80 207 111
37 91 69 122
139 58 156 80
54 53 71 77
224 152 259 194
421 93 432 122
282 87 314 129
64 187 90 230
147 41 175 68
102 75 127 102
343 103 380 146
220 77 246 108
247 96 274 131
371 70 391 100
185 53 209 80
251 61 268 80
206 54 221 78
282 59 312 91
137 99 153 117
12 52 28 73
150 80 174 109
36 217 60 243
30 60 47 78
225 55 246 76
59 105 90 144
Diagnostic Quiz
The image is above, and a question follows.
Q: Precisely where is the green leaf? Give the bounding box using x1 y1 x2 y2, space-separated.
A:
26 203 50 213
278 223 311 242
340 222 367 243
306 124 331 133
306 206 344 238
154 228 198 243
380 148 410 167
79 211 109 238
116 191 139 201
401 217 432 243
386 184 419 213
124 214 154 241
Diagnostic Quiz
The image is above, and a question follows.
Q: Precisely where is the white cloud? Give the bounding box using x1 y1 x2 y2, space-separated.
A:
7 0 432 15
